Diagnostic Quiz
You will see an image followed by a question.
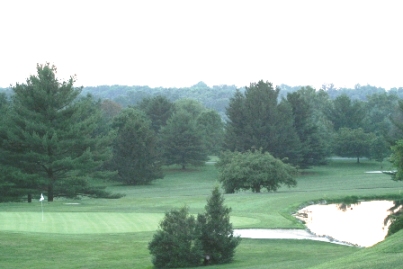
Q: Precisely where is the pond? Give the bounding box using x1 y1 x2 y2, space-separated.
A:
234 200 400 247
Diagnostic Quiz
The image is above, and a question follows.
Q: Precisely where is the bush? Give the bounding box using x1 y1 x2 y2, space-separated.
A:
216 150 297 193
148 187 241 268
148 207 203 268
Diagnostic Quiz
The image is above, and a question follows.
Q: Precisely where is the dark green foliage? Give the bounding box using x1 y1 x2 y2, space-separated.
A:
387 200 403 236
370 135 390 167
325 94 366 131
137 95 174 133
286 87 332 167
174 98 205 118
148 187 240 268
388 215 403 236
196 109 224 155
216 150 297 193
160 110 208 169
224 80 302 165
333 128 376 163
148 207 203 268
0 64 116 201
390 140 403 181
197 186 240 265
363 93 397 136
110 108 163 185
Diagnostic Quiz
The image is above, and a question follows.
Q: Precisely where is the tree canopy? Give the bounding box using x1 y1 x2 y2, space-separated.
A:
110 108 163 185
333 128 375 163
224 80 301 165
160 110 208 169
217 150 297 193
0 64 117 202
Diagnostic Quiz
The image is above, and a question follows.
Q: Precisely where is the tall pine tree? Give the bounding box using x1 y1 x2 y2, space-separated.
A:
224 80 301 165
197 186 241 265
160 110 208 169
0 64 116 201
110 108 163 184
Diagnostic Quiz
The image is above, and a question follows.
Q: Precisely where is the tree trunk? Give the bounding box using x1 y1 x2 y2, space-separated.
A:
27 193 32 203
182 164 186 170
48 183 54 202
253 185 261 193
357 156 360 164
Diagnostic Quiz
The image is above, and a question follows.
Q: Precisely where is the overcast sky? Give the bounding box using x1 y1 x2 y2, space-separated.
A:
1 0 402 89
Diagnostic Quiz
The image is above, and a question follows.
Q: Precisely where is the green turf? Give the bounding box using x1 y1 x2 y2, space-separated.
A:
0 159 402 269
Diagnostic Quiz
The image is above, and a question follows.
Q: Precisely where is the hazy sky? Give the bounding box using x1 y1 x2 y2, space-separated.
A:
1 0 402 89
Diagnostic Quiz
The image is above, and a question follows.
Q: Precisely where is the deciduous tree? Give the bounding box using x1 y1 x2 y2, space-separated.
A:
333 128 375 163
216 150 297 193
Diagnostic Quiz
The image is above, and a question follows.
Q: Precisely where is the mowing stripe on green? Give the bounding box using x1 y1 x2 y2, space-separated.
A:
0 212 259 234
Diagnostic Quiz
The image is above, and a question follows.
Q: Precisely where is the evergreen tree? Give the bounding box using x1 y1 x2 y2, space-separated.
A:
196 109 225 155
286 87 331 166
137 95 174 133
197 186 241 265
110 108 163 184
0 64 116 201
148 207 203 268
174 98 205 118
160 110 208 169
224 80 302 165
223 89 247 152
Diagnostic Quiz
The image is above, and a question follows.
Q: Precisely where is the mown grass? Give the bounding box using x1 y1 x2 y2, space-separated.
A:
0 159 402 269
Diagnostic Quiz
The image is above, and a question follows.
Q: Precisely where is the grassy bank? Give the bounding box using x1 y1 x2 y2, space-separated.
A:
0 159 402 268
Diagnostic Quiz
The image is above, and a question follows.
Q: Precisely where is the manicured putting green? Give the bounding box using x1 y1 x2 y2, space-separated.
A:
0 212 259 234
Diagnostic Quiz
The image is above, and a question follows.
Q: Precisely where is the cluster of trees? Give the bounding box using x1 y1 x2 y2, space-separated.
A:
217 80 403 194
0 64 225 202
2 64 403 202
148 186 240 268
225 80 403 167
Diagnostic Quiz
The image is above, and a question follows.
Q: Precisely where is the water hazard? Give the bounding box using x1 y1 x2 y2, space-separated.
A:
295 200 397 247
235 200 400 247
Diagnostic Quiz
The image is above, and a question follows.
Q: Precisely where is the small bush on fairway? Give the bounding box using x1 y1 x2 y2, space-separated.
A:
148 207 203 268
148 187 240 268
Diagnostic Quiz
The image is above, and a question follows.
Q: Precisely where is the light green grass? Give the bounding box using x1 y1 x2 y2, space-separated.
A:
0 212 259 234
0 159 402 269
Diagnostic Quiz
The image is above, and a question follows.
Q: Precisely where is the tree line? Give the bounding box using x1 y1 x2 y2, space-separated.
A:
1 65 403 203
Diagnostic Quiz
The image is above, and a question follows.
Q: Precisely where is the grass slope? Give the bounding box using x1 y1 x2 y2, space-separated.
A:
0 160 402 269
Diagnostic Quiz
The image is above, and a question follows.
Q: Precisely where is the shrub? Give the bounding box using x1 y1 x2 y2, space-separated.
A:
148 207 203 268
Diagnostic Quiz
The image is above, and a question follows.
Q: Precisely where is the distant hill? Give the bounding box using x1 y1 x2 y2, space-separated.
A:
2 83 403 119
